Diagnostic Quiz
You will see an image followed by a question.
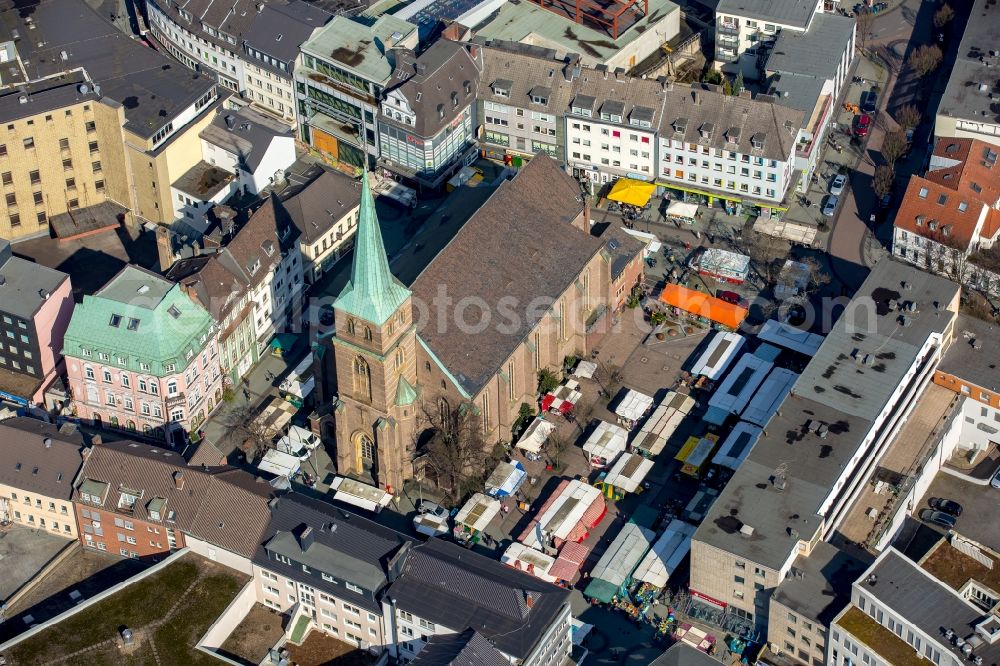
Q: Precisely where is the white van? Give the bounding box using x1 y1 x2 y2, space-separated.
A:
276 425 321 461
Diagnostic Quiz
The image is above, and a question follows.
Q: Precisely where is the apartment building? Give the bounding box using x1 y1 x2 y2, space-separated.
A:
565 69 664 186
279 167 361 285
73 440 275 566
893 139 1000 284
477 41 579 165
689 259 960 631
62 266 223 443
830 542 1000 666
934 0 1000 147
296 15 418 167
0 0 224 238
655 83 804 210
377 40 480 189
0 418 88 538
253 493 412 647
714 0 825 79
384 537 573 665
0 241 74 408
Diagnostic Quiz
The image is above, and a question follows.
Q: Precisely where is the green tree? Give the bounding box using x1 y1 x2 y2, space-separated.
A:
734 71 745 96
722 79 734 95
702 69 723 85
537 368 560 395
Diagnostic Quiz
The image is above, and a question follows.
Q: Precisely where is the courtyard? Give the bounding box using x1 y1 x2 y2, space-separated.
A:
0 526 71 604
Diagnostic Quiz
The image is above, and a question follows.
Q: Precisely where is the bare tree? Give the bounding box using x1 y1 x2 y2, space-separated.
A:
855 10 876 52
933 3 954 28
546 432 571 471
800 256 832 295
416 399 490 504
881 131 910 166
746 232 790 284
220 404 273 460
873 165 896 200
894 105 922 131
908 45 944 77
594 361 624 399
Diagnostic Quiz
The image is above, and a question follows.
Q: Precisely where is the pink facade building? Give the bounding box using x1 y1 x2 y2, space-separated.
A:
63 266 223 445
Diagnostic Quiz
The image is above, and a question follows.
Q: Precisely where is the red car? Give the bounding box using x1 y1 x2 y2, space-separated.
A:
717 290 742 305
854 114 871 138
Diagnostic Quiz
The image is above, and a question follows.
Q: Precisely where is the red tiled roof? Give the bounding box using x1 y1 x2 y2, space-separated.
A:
894 176 985 252
928 138 1000 206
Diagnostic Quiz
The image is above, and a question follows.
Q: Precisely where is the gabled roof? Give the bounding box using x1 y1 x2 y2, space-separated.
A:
894 175 986 252
927 138 1000 208
243 3 332 67
0 418 87 501
478 41 579 120
76 440 277 558
388 538 570 659
334 172 411 326
410 630 509 666
280 167 361 245
0 239 69 320
200 106 293 173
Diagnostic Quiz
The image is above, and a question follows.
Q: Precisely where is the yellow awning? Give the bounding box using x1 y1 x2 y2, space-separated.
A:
607 178 656 207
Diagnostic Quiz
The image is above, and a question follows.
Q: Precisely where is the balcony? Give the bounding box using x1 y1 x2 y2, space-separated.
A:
165 392 186 408
716 22 740 36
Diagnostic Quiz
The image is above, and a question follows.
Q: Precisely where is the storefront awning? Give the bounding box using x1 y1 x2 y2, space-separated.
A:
659 284 748 329
607 178 656 207
666 200 699 219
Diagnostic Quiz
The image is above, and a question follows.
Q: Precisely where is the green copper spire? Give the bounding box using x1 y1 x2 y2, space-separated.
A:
334 171 411 325
395 375 419 406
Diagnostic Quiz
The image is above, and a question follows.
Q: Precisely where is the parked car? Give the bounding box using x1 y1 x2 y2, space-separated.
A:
854 113 872 138
830 174 847 196
861 89 878 114
919 509 957 530
822 195 840 217
717 290 742 305
418 500 448 519
991 467 1000 489
928 497 963 517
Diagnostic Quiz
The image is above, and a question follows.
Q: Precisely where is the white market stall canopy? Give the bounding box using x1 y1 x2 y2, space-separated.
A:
454 493 502 533
516 418 556 453
520 479 605 548
666 201 699 219
583 420 629 466
603 452 654 494
632 519 697 588
757 319 825 357
257 448 300 478
502 542 558 583
589 522 656 589
741 367 798 427
330 476 393 513
485 460 527 497
711 421 763 472
632 391 695 457
615 389 654 423
574 360 598 379
691 331 746 381
707 353 773 417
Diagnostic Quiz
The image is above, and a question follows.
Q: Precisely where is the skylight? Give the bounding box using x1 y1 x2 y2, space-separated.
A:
127 318 140 331
109 314 122 327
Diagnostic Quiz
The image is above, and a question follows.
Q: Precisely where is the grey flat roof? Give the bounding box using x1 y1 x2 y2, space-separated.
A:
766 13 855 80
938 0 1000 125
650 643 725 666
96 264 173 305
938 314 1000 392
201 106 293 172
0 0 217 137
765 71 825 116
694 259 960 570
301 14 417 84
859 550 1000 666
0 240 69 320
716 0 819 28
172 161 236 200
771 541 866 624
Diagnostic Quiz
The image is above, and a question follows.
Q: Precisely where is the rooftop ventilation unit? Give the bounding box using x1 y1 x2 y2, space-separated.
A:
740 524 755 537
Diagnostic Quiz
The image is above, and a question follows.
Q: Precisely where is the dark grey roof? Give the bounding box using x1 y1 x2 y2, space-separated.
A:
938 0 1000 126
0 0 217 138
650 642 724 666
0 240 69 320
573 94 597 110
0 71 100 126
0 418 87 501
381 40 480 138
601 225 645 280
388 538 570 660
492 78 514 90
765 71 825 116
200 106 293 172
771 541 866 625
857 550 1000 666
243 3 332 67
528 85 552 99
410 630 509 666
766 13 856 80
601 100 626 116
279 167 362 244
172 162 236 201
253 493 413 612
716 0 819 29
478 42 578 116
631 106 655 123
938 314 1000 391
694 259 960 570
411 153 601 396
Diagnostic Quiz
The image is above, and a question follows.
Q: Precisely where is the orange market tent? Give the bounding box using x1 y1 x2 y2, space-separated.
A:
659 284 747 329
607 178 656 207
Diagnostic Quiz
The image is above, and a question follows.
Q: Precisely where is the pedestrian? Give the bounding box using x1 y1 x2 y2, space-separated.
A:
243 388 250 401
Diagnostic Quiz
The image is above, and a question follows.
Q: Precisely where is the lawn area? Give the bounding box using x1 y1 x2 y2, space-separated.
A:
837 607 933 666
6 554 248 666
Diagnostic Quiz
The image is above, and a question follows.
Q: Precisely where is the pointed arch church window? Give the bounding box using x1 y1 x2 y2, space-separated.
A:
347 319 356 335
364 327 373 342
353 356 371 400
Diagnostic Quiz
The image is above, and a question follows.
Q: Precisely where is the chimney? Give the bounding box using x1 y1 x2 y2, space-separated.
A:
224 114 236 130
525 590 536 609
91 434 103 445
156 226 174 273
297 525 315 552
173 471 184 490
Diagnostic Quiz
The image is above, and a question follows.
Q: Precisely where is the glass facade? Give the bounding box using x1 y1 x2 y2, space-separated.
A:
379 107 472 177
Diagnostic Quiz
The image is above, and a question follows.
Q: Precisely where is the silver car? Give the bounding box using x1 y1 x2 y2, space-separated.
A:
830 174 847 196
822 195 840 217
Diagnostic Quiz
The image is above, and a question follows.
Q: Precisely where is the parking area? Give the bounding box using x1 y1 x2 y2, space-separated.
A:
0 526 70 603
918 472 1000 551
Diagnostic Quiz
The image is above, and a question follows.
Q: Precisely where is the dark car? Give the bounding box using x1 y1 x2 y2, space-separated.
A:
717 290 742 305
861 89 878 114
929 497 963 517
919 509 957 530
854 114 871 138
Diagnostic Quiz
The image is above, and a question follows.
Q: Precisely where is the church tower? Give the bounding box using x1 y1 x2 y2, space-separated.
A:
331 172 418 494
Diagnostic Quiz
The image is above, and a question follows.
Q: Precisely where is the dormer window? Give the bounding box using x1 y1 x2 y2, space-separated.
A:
492 78 512 98
463 80 471 95
451 92 459 108
673 118 688 134
751 133 765 150
571 94 595 118
599 100 625 123
247 259 261 275
630 106 654 128
437 104 444 119
726 128 741 144
109 314 122 327
928 220 938 231
529 86 550 106
699 123 715 140
915 215 925 226
263 239 275 256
